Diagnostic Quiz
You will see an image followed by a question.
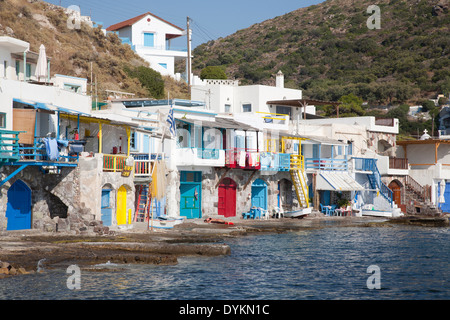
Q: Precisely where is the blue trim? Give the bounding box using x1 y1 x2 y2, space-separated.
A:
0 164 28 187
54 74 87 81
173 108 217 116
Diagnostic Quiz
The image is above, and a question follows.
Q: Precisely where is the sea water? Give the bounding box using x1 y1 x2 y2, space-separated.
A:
1 224 449 300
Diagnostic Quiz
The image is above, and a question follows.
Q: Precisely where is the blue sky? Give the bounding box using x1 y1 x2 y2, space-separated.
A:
45 0 324 48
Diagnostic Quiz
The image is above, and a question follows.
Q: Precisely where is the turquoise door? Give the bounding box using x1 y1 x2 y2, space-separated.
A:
6 180 32 231
180 171 201 219
101 189 112 226
251 179 267 210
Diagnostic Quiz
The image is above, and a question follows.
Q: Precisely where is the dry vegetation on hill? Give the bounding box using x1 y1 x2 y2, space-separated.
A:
0 0 189 100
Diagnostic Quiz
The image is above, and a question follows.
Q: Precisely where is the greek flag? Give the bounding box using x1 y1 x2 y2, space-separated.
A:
166 105 176 137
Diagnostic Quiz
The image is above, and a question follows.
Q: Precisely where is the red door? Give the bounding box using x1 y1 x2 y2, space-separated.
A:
218 178 237 217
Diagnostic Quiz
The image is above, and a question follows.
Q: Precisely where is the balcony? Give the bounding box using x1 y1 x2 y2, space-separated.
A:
176 148 225 167
389 157 408 170
304 158 348 171
225 148 261 170
103 154 129 172
260 152 290 171
0 130 21 164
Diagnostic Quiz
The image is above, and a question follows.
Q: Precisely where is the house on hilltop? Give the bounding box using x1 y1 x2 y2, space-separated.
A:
106 12 189 79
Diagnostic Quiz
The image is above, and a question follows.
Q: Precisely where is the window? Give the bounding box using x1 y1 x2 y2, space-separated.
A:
15 60 20 77
26 63 31 79
63 84 81 93
130 131 137 150
276 105 292 120
242 104 252 112
225 104 231 112
3 61 7 78
144 32 155 47
159 63 167 69
0 113 5 128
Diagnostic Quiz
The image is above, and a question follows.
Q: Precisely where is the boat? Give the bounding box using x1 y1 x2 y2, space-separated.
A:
149 216 186 229
283 207 312 218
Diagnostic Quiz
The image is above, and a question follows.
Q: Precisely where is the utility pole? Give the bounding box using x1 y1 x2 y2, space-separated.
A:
187 16 192 96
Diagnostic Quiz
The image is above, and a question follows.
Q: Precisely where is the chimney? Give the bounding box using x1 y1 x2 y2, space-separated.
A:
276 70 284 88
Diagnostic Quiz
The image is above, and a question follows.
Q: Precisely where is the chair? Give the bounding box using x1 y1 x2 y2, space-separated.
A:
342 205 352 216
328 205 337 216
320 204 328 215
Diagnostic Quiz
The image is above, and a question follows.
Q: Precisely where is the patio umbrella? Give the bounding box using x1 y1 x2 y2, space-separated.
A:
439 180 446 203
35 44 47 82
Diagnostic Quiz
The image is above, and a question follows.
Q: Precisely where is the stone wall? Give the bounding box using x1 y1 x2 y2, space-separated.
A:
0 154 136 233
201 168 295 218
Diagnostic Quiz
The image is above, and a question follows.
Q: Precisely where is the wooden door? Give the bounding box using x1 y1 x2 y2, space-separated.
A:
218 178 237 217
116 185 127 225
388 180 402 207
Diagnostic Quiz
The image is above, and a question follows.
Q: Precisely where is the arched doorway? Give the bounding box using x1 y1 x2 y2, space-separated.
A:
251 179 268 210
278 179 293 212
388 180 402 210
6 180 32 231
116 185 128 225
218 178 237 217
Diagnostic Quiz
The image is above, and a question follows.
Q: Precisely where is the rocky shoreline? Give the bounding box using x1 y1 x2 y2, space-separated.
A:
1 214 448 278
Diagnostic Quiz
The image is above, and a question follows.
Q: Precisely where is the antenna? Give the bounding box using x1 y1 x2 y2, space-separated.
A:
187 16 192 96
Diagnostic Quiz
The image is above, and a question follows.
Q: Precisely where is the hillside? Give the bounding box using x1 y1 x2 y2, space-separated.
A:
192 0 450 105
0 0 189 100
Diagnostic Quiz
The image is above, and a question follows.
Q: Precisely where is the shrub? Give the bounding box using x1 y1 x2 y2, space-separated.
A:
200 66 227 80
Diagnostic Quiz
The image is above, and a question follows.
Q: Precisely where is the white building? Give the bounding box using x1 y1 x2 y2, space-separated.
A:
106 12 188 78
191 71 314 117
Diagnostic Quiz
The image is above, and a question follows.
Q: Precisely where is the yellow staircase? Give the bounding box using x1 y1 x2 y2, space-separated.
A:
290 154 309 208
281 136 309 208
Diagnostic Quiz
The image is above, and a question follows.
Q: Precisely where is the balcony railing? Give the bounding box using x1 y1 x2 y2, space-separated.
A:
225 148 261 170
389 157 408 170
0 130 21 163
260 152 290 171
304 158 348 171
103 154 128 172
353 157 376 172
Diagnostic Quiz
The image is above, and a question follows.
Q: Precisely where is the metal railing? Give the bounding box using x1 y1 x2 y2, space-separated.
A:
405 175 431 202
225 148 261 169
304 158 348 171
260 152 290 171
0 130 21 163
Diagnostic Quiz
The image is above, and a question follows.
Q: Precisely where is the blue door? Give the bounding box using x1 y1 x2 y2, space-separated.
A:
6 180 32 231
438 182 450 213
251 179 267 210
101 189 112 226
180 171 201 219
143 134 149 154
321 190 331 206
144 33 154 47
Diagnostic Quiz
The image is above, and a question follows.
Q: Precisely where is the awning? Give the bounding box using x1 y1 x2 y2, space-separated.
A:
316 171 364 191
13 98 89 116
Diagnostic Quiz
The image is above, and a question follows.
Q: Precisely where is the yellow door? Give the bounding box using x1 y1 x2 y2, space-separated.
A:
116 186 127 225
